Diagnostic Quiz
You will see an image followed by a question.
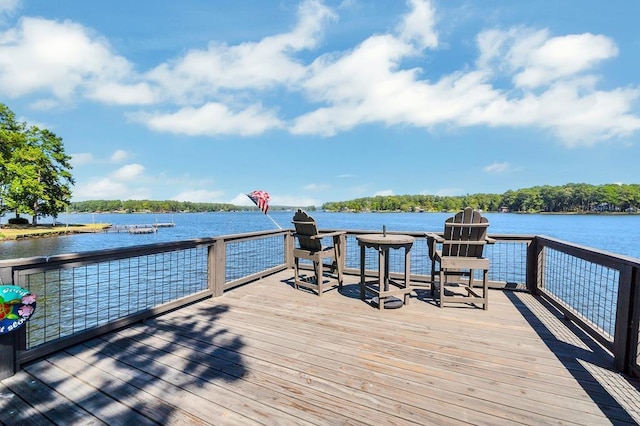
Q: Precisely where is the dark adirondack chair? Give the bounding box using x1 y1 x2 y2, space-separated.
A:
292 209 345 296
426 207 494 309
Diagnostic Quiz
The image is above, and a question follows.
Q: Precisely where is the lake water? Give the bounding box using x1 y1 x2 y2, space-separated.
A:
1 211 639 261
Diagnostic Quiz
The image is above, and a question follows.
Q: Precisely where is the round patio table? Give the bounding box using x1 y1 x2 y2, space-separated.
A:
356 233 414 310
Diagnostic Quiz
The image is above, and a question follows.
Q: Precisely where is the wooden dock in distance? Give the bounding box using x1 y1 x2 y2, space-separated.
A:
153 222 175 228
1 270 639 424
128 227 157 234
104 223 173 234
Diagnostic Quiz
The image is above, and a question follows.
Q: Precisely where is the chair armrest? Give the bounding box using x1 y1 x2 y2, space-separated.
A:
485 236 497 244
425 232 444 243
311 231 346 239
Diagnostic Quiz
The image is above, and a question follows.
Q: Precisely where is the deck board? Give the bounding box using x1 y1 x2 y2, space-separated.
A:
2 271 640 425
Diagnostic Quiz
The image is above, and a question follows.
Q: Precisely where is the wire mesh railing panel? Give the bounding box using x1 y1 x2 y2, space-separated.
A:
426 240 529 285
344 235 528 285
540 247 618 341
484 241 528 285
225 235 286 282
343 236 430 278
20 247 208 349
344 235 361 270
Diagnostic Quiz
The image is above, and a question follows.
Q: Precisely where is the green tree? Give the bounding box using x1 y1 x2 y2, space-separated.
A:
0 105 26 218
0 104 74 224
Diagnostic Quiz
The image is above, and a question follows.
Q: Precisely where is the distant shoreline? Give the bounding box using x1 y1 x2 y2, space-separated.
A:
0 223 110 241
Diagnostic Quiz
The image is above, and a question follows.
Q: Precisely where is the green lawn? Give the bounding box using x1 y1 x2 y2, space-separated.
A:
0 223 111 240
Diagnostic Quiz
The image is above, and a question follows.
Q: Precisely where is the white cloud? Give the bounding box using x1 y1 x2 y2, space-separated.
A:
477 28 619 88
0 0 19 23
515 33 618 88
292 34 419 135
460 77 640 145
73 178 149 200
109 163 145 181
292 5 639 145
171 189 225 203
70 152 94 166
0 17 134 99
86 81 158 105
272 195 319 207
1 0 639 147
303 183 329 191
231 193 254 206
422 187 464 196
131 102 284 136
435 188 464 196
73 162 148 200
28 98 60 111
231 192 318 207
483 161 510 173
397 0 438 50
145 0 335 103
110 149 130 162
374 189 394 196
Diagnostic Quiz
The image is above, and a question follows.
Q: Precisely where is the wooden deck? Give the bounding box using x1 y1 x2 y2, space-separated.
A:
2 271 640 425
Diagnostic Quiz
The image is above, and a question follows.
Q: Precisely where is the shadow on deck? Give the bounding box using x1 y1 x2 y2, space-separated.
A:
2 270 640 425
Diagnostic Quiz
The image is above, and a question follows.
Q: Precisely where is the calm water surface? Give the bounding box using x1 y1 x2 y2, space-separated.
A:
1 211 639 260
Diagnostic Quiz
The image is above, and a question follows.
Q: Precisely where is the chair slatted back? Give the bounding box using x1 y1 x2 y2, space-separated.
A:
442 207 488 257
292 209 323 252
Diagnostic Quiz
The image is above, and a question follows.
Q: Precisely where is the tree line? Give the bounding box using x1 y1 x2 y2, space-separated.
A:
70 183 640 214
321 183 640 213
70 199 238 213
0 104 73 224
69 199 317 213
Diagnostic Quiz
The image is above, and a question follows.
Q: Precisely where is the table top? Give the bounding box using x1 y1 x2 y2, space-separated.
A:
356 233 415 246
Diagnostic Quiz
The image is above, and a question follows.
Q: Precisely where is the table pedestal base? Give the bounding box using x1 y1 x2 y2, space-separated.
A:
357 233 415 310
371 296 404 309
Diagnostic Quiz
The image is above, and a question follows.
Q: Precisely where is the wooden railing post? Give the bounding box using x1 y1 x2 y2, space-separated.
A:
615 264 639 375
527 237 542 295
208 239 226 297
0 332 18 379
285 231 294 268
630 266 640 377
0 266 20 379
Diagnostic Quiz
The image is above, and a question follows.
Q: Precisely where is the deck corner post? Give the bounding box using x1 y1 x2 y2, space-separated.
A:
208 240 226 297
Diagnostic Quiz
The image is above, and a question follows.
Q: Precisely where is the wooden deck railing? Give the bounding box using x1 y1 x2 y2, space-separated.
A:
531 236 640 377
0 228 638 379
0 229 289 379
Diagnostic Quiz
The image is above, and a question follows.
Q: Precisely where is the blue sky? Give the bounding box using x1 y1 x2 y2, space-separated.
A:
1 0 639 207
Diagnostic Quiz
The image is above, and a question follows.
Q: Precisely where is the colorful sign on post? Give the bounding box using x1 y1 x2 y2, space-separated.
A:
0 285 36 335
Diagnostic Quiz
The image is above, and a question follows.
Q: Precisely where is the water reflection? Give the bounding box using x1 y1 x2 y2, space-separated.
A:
1 235 71 259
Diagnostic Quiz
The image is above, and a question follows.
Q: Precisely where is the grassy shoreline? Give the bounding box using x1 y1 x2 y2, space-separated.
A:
0 223 111 241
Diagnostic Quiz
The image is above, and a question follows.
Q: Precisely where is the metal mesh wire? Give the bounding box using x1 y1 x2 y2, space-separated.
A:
484 241 528 285
540 247 618 340
225 235 286 282
345 235 528 285
21 247 208 349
